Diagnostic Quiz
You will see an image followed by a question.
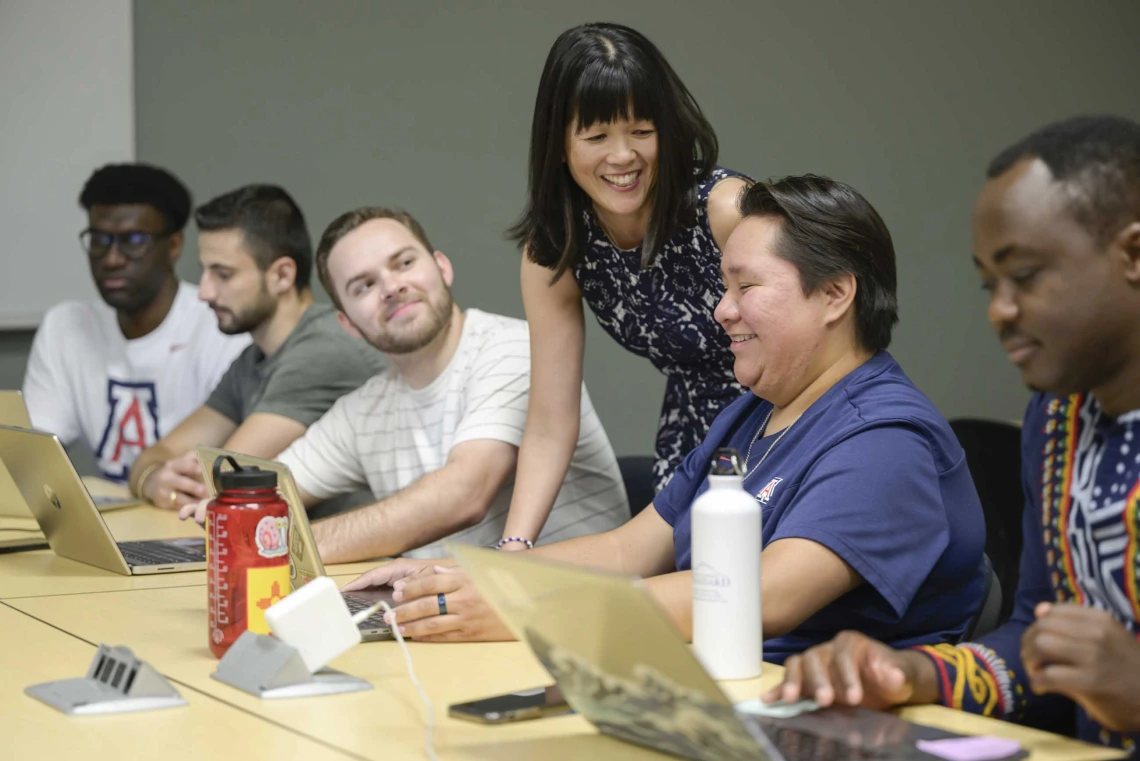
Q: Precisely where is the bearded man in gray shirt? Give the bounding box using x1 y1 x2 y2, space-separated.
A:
130 185 385 509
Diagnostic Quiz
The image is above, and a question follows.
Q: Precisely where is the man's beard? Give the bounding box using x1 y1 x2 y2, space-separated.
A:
360 286 455 355
216 284 277 336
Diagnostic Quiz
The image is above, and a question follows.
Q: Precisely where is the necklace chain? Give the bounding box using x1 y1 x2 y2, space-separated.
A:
744 408 796 476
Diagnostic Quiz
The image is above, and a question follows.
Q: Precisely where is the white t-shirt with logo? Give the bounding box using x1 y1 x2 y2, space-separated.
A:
278 308 630 558
22 281 249 481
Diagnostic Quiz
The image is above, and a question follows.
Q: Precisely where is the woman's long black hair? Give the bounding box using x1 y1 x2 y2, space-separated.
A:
507 23 719 278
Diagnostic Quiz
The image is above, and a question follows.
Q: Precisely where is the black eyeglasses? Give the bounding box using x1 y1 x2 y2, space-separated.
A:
80 229 170 259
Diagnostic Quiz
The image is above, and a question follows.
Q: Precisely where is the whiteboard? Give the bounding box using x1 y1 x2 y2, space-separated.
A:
0 0 135 328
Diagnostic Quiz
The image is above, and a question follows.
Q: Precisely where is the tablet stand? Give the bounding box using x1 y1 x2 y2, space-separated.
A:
25 644 187 715
210 630 372 699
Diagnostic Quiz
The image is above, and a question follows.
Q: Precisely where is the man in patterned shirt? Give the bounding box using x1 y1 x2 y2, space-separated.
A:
767 115 1140 754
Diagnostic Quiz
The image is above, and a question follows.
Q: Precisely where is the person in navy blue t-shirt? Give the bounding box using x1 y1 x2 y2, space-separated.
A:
655 349 986 663
769 117 1140 755
341 175 986 664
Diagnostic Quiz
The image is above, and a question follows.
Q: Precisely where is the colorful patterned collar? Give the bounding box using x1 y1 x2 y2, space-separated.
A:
1041 393 1140 622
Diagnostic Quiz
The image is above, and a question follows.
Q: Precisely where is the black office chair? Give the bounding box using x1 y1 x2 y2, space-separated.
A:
950 418 1023 625
963 553 1003 640
618 455 656 519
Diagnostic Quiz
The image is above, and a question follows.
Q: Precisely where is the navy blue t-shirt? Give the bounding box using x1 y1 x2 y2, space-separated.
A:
654 351 986 664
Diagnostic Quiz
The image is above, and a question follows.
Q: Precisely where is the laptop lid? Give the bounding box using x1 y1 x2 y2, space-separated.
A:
0 392 139 517
196 446 326 590
449 544 778 761
0 455 32 520
0 391 32 428
0 424 130 574
0 391 34 519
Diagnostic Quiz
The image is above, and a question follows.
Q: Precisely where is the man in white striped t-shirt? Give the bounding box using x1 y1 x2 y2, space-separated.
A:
274 207 629 562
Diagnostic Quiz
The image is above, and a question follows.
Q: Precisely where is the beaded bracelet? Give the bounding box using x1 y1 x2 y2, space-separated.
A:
495 537 534 549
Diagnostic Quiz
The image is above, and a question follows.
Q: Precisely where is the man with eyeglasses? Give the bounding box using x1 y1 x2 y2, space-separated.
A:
21 163 247 483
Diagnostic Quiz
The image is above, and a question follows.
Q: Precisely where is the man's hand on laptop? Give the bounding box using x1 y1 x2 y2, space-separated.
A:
343 562 514 642
341 558 437 591
764 630 939 709
143 451 207 510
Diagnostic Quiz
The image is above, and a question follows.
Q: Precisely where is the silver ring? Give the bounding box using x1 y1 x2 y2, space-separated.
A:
437 593 448 616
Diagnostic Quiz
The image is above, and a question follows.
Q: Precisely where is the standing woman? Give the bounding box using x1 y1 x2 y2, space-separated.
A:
500 22 752 549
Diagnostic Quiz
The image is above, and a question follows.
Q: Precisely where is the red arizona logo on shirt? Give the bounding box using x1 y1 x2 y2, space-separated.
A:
94 380 160 481
757 477 783 504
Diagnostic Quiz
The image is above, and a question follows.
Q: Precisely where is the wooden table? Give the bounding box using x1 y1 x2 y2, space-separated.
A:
5 582 1123 761
0 504 208 599
0 502 382 599
0 492 1124 761
0 515 47 551
0 603 359 760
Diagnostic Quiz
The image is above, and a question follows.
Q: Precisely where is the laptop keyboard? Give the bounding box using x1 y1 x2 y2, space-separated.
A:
118 540 205 567
343 592 390 631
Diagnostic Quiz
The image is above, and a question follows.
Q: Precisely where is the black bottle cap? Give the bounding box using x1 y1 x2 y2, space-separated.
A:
212 455 277 491
709 447 743 477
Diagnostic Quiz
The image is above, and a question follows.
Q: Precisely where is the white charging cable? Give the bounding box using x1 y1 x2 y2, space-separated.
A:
363 600 437 761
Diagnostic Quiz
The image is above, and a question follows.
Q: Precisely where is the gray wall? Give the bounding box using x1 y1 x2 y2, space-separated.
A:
5 1 1139 458
0 332 32 392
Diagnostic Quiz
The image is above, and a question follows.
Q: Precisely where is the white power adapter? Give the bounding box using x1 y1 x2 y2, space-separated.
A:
264 577 369 673
265 576 438 760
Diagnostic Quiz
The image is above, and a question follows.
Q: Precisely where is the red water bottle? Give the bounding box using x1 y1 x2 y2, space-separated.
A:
206 456 290 658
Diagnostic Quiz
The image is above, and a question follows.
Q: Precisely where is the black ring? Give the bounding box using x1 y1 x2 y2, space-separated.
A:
437 593 448 616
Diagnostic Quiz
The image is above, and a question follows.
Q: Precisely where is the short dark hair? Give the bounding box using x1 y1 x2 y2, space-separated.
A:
79 163 192 232
740 176 899 352
315 207 434 310
194 185 312 291
507 22 718 277
987 115 1140 245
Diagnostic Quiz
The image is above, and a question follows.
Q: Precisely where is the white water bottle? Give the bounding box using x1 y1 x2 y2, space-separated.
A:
691 447 762 680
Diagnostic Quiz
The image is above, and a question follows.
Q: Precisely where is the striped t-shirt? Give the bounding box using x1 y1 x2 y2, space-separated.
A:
278 308 630 558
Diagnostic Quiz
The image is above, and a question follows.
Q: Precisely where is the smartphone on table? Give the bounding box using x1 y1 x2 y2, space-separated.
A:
448 685 572 724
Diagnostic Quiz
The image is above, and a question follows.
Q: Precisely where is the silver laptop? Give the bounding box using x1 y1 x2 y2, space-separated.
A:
0 391 36 520
0 390 140 518
450 545 977 761
195 446 393 641
0 425 205 574
0 392 49 551
0 390 32 429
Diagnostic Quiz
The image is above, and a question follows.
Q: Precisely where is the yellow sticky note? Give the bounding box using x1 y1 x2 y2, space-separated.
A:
246 564 291 634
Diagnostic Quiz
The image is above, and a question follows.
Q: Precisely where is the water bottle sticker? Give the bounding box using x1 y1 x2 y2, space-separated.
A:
247 565 291 634
255 515 290 558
